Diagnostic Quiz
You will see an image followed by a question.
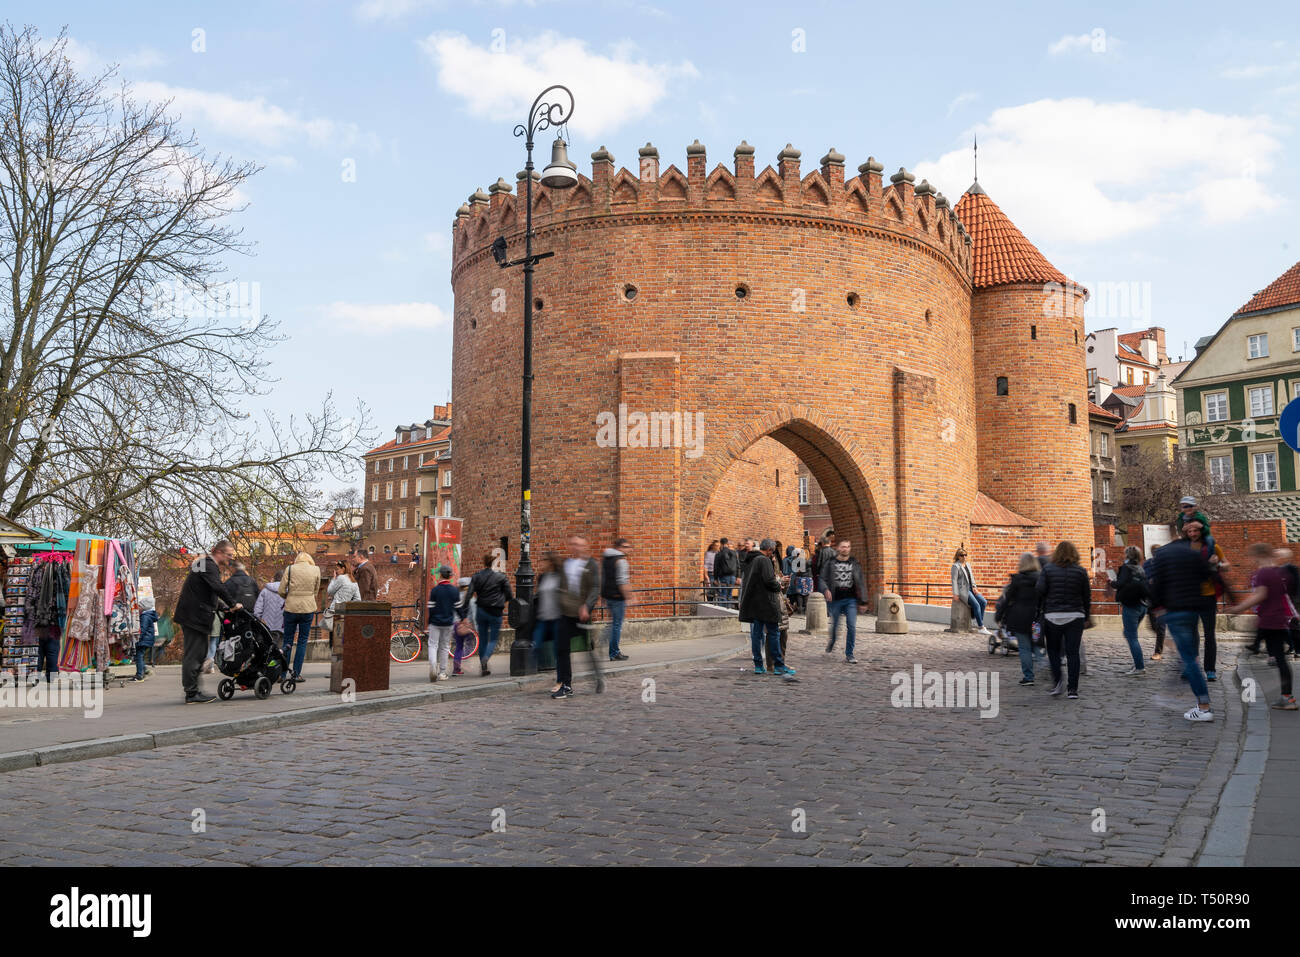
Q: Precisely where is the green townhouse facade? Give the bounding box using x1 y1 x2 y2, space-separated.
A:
1175 258 1300 533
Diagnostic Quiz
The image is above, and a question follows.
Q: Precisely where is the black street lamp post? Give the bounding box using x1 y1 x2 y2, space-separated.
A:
493 84 577 677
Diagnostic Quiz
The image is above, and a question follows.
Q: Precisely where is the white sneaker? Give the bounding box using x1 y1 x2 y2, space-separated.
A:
978 627 992 635
1184 706 1214 722
438 672 448 681
1121 667 1146 677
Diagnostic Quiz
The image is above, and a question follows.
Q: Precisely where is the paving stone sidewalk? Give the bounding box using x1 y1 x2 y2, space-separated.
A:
0 625 1261 866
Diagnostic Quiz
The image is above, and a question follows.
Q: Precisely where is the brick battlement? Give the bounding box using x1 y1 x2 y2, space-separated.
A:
451 142 972 283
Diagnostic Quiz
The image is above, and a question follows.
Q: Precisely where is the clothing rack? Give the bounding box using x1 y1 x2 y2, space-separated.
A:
2 555 39 675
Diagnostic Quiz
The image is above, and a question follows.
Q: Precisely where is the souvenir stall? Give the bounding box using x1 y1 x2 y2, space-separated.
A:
10 528 142 678
0 517 50 678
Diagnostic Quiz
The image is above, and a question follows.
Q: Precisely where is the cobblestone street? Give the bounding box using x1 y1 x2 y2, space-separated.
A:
0 629 1245 865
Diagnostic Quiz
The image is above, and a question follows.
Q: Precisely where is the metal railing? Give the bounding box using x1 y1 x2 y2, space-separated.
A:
887 582 953 606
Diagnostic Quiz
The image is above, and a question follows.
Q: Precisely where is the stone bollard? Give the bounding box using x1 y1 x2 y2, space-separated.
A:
804 592 827 632
946 598 971 634
875 592 908 634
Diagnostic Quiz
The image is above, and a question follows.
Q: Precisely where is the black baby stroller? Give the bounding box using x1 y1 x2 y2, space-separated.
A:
988 623 1020 656
215 606 297 700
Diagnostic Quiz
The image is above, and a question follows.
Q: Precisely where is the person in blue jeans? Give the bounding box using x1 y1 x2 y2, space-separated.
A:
951 548 990 634
1112 547 1149 676
601 539 632 661
134 596 158 681
1150 534 1215 722
739 538 794 675
466 552 513 676
821 540 867 663
995 553 1044 684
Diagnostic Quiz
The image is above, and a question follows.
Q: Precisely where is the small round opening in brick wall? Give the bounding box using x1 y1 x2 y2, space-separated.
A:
470 318 477 329
534 298 544 311
847 292 859 308
622 284 638 301
924 308 932 323
735 284 749 299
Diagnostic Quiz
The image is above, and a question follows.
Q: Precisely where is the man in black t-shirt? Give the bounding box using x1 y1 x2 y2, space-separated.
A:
821 540 867 664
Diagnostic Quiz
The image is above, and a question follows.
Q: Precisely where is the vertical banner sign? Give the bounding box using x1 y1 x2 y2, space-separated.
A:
422 517 464 626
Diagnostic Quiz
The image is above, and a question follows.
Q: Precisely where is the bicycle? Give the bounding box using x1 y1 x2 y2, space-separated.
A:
390 613 423 663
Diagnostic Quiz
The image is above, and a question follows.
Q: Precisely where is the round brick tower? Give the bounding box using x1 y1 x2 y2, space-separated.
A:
450 142 983 601
955 182 1094 554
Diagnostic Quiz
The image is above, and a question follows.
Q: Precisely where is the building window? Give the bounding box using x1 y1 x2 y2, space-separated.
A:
1209 455 1234 493
400 479 408 498
1099 432 1108 456
1294 381 1300 402
1102 478 1111 504
385 510 393 530
1087 368 1097 386
1248 333 1269 359
372 485 379 502
443 499 452 517
1293 328 1300 352
399 510 407 529
1031 325 1037 340
799 476 809 505
1254 450 1279 492
370 512 377 531
1205 391 1229 423
396 432 403 445
1248 385 1274 417
443 470 452 487
402 455 409 471
1143 371 1150 384
1126 367 1134 384
1068 403 1077 424
385 482 393 500
996 376 1008 396
426 425 432 439
412 508 419 528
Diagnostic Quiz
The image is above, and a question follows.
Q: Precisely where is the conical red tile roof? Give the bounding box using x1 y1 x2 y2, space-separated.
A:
1235 259 1300 316
955 183 1069 289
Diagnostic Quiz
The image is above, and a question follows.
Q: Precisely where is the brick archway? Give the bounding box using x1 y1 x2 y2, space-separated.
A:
686 406 887 603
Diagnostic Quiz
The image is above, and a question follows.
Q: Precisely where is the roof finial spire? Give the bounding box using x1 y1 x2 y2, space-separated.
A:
973 132 978 183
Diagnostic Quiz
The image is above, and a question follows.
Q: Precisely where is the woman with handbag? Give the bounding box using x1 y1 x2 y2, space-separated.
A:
323 561 361 635
1035 541 1091 699
451 577 477 676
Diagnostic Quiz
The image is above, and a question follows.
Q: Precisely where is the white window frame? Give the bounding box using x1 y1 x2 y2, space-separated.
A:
1208 454 1234 493
370 512 377 531
1253 450 1279 492
396 432 403 445
371 484 379 502
1099 432 1108 456
426 425 432 439
399 510 407 529
1293 381 1300 402
1204 391 1229 423
1102 478 1111 503
1248 333 1269 359
1248 385 1274 418
400 479 408 498
798 476 809 505
1294 328 1300 352
443 470 452 487
385 482 393 500
384 510 393 530
442 499 452 517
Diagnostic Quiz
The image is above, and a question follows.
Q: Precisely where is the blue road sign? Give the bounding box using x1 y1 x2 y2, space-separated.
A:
1281 398 1300 454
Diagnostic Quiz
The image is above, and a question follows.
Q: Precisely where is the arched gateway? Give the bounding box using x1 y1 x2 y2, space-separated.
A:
449 141 1092 607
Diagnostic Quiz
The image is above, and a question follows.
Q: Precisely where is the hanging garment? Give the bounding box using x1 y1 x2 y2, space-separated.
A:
59 561 100 671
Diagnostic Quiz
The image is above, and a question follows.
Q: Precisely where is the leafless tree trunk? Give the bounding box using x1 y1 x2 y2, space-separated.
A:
0 25 372 549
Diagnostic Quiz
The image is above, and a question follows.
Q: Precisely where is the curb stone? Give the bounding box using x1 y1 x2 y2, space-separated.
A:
0 642 747 773
1193 661 1268 866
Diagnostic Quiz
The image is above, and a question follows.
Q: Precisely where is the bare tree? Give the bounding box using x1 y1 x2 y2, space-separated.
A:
0 25 373 548
1118 445 1261 530
325 486 364 551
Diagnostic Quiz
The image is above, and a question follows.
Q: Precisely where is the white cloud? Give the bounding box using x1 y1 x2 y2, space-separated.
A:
134 81 380 153
1221 61 1300 79
420 31 698 138
914 98 1283 244
422 231 450 252
325 301 451 330
947 91 978 116
44 37 165 73
1048 30 1115 55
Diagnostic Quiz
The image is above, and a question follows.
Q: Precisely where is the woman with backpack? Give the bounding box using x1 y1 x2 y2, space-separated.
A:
1036 541 1091 699
995 553 1043 685
1113 546 1149 677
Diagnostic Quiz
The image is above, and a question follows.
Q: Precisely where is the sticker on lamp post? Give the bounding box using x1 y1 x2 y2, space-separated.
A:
1281 398 1300 454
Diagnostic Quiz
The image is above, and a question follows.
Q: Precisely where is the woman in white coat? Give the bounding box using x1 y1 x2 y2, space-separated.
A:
951 547 991 635
323 560 361 634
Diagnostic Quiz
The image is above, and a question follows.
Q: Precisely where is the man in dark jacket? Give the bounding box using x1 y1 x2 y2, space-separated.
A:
466 552 514 676
1143 544 1167 658
996 553 1043 685
225 562 260 610
821 540 867 663
352 550 378 601
173 540 239 703
813 531 838 593
1150 533 1214 722
739 538 794 675
713 538 739 609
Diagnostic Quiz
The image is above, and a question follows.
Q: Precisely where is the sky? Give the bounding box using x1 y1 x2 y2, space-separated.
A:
12 0 1300 492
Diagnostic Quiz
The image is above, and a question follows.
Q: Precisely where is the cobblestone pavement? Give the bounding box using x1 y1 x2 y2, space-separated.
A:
0 629 1246 865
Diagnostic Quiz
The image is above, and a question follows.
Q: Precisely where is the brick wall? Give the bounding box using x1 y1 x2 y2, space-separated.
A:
1125 519 1289 597
450 141 1084 605
700 436 803 571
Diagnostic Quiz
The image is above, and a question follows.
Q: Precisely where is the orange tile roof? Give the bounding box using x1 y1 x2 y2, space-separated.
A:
1088 401 1121 422
364 425 452 457
1110 385 1149 398
971 491 1040 527
1236 258 1300 316
954 185 1070 289
1120 422 1176 432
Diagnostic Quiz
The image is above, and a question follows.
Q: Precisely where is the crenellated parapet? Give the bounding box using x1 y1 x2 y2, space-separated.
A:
450 140 973 283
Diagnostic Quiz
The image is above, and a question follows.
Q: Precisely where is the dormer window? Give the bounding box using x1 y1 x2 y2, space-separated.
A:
396 432 404 445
